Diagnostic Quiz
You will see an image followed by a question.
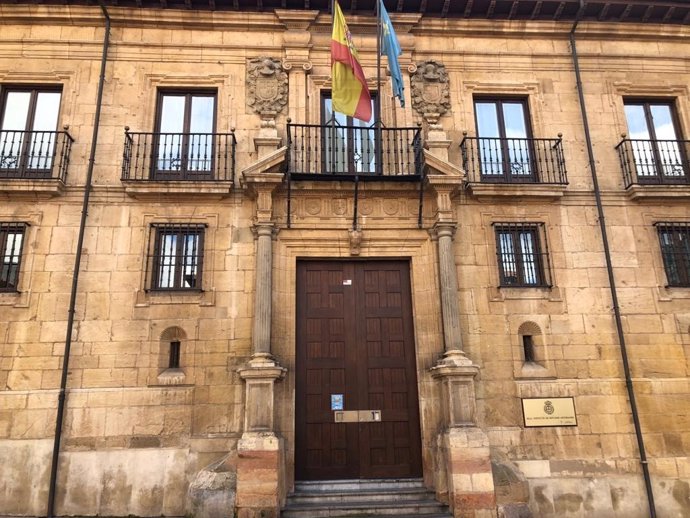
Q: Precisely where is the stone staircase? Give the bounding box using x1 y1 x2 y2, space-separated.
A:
281 478 453 518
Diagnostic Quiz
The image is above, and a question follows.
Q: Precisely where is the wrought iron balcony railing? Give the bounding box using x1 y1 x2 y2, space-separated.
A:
460 135 567 185
616 138 690 188
286 122 423 178
0 130 74 182
121 129 237 183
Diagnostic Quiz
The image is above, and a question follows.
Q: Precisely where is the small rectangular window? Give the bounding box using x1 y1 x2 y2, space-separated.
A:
147 224 206 291
169 340 181 369
522 335 535 363
0 223 27 292
494 222 551 288
657 223 690 287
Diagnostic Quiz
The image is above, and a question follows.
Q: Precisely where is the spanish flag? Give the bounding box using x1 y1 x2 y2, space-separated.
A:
331 1 372 122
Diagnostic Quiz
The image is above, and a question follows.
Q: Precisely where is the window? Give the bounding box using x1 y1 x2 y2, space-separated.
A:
155 90 216 179
522 335 535 363
169 340 181 369
623 100 686 182
0 223 26 292
321 92 377 174
0 87 62 177
474 98 533 181
494 223 550 287
657 223 690 287
147 224 205 291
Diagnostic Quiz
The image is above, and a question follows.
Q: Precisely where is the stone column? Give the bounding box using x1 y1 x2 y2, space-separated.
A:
237 148 287 518
252 223 273 356
427 172 497 518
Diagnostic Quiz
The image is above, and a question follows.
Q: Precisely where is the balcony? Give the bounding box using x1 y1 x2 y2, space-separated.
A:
121 129 237 198
460 135 568 199
286 122 423 180
0 129 74 195
616 138 690 199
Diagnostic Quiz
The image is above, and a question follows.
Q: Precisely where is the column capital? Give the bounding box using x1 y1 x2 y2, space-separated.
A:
243 166 284 225
431 221 457 240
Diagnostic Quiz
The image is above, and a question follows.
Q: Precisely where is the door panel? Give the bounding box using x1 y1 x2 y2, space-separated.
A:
296 260 422 481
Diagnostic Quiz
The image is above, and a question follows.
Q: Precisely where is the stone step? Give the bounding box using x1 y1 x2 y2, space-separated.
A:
286 486 435 505
281 500 451 518
284 478 452 518
294 478 426 493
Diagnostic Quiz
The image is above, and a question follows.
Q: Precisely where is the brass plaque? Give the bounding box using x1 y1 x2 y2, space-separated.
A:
522 397 577 427
334 410 382 423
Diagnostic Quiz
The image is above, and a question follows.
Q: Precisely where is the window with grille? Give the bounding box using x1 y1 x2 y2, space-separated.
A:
0 223 26 292
657 223 690 287
494 223 551 287
147 224 205 291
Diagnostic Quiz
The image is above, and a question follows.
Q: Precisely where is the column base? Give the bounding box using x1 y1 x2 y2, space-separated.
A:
439 427 497 518
235 432 284 518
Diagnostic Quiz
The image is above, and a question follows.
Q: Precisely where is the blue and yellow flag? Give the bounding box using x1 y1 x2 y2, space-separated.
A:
379 0 404 107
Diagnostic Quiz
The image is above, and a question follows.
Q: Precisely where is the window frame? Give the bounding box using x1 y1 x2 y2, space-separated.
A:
656 222 690 288
0 222 28 293
493 222 551 288
473 96 536 182
147 223 206 292
623 98 688 183
0 85 63 177
153 89 218 180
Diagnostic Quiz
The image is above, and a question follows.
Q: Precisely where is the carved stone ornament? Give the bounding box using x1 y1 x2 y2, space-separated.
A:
410 60 451 124
247 57 288 119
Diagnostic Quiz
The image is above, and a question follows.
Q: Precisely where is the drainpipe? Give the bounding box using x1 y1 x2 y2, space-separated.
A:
46 2 110 516
568 3 656 517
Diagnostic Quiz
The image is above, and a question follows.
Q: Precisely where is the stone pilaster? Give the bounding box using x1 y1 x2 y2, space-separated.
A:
275 9 317 125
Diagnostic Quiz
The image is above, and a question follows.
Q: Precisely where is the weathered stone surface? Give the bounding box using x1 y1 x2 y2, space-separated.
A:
187 453 237 518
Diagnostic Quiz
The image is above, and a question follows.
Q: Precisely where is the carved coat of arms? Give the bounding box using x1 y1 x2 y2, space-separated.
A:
247 57 288 117
410 60 451 120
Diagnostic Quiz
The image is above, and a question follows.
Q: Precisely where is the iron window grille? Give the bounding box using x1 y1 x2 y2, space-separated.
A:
146 223 206 291
656 223 690 287
494 222 551 288
0 223 27 292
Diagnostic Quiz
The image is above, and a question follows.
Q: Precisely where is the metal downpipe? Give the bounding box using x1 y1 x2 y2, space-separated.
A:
46 3 110 516
568 7 656 517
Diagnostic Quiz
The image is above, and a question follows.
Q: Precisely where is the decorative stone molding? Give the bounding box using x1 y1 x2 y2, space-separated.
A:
246 57 288 120
410 60 451 126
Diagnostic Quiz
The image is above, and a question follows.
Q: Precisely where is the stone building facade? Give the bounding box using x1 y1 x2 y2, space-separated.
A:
0 1 689 517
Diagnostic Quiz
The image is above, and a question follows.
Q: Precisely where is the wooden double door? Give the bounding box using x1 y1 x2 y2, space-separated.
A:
295 260 422 480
